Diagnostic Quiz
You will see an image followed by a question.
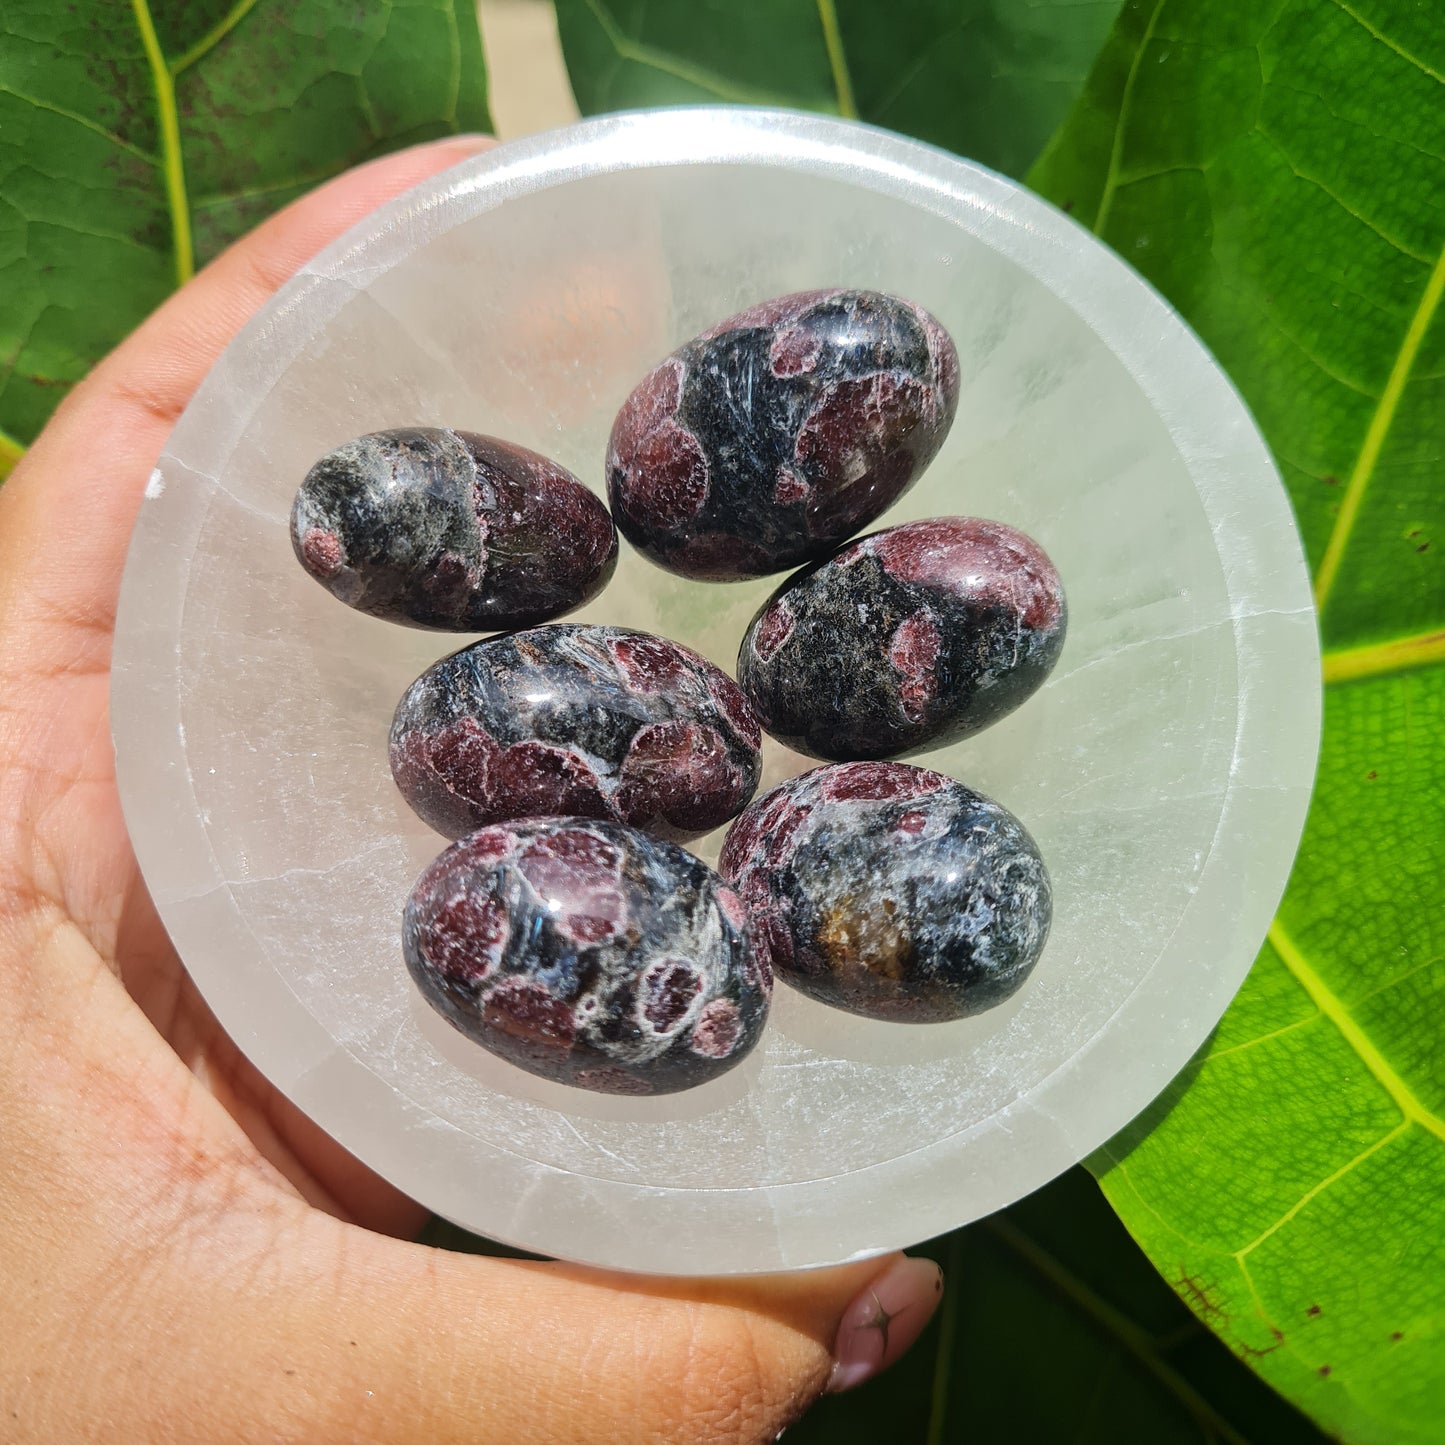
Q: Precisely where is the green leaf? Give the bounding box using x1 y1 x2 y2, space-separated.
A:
552 0 1124 181
1031 0 1445 1438
777 1169 1329 1444
0 0 490 474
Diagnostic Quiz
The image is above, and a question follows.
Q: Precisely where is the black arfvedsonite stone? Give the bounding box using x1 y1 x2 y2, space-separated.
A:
292 428 616 630
608 290 959 580
720 762 1051 1023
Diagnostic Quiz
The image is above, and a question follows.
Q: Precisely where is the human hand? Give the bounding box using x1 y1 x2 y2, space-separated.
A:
0 136 944 1443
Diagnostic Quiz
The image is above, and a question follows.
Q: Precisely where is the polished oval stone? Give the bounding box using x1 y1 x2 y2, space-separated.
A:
291 428 617 630
405 819 771 1094
391 624 762 842
738 518 1066 761
607 290 960 580
719 762 1050 1023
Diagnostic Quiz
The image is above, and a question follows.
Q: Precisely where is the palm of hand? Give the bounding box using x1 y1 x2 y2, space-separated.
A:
0 138 927 1444
1 285 420 1253
10 675 412 1233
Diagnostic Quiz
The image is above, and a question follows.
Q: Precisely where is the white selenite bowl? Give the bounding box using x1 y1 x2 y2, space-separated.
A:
111 109 1320 1274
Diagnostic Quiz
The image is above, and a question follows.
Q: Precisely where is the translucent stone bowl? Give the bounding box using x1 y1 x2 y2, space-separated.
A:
111 110 1320 1274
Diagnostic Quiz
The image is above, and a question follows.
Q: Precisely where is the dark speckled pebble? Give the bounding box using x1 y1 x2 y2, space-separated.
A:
391 624 762 842
607 290 960 580
720 762 1050 1023
291 428 617 630
739 518 1066 761
405 819 770 1093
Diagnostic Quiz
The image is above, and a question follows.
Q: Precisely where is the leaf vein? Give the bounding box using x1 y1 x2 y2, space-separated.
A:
1221 278 1380 398
1232 1255 1302 1375
1348 950 1444 1007
577 0 799 107
0 426 25 479
1267 920 1445 1141
1264 73 1445 165
193 146 388 212
1312 237 1445 610
1234 1119 1412 1259
815 0 858 118
1327 0 1445 85
985 1217 1255 1445
1114 161 1207 187
168 0 263 75
1322 629 1445 684
1254 124 1433 264
1201 1013 1321 1062
354 74 382 140
1093 0 1167 235
0 84 156 165
444 0 462 125
130 0 193 285
923 1231 964 1445
1100 1151 1220 1256
870 16 972 120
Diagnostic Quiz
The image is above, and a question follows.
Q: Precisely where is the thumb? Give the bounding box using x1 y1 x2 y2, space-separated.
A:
115 1208 947 1445
182 1210 945 1443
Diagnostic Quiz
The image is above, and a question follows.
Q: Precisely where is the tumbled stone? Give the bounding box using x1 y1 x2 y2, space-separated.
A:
738 518 1066 761
404 819 770 1093
607 290 960 580
719 762 1050 1023
291 428 617 630
391 624 762 842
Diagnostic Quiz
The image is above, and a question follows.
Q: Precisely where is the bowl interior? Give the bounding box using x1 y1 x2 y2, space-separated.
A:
113 113 1318 1271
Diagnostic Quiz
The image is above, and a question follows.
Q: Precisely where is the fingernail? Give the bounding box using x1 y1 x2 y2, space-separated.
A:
826 1255 944 1394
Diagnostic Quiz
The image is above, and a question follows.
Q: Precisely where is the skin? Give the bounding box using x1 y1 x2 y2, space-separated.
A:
0 136 897 1444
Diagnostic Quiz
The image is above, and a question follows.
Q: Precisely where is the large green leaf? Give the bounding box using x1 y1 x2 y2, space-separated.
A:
0 0 491 474
1030 0 1444 1438
790 1169 1331 1445
552 0 1123 182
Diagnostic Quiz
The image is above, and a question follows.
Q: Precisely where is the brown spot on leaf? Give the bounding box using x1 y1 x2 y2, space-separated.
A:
1307 1304 1322 1316
1322 474 1339 486
1318 1365 1332 1377
1391 1331 1404 1342
1366 771 1378 781
1175 1272 1229 1324
1238 1337 1283 1361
